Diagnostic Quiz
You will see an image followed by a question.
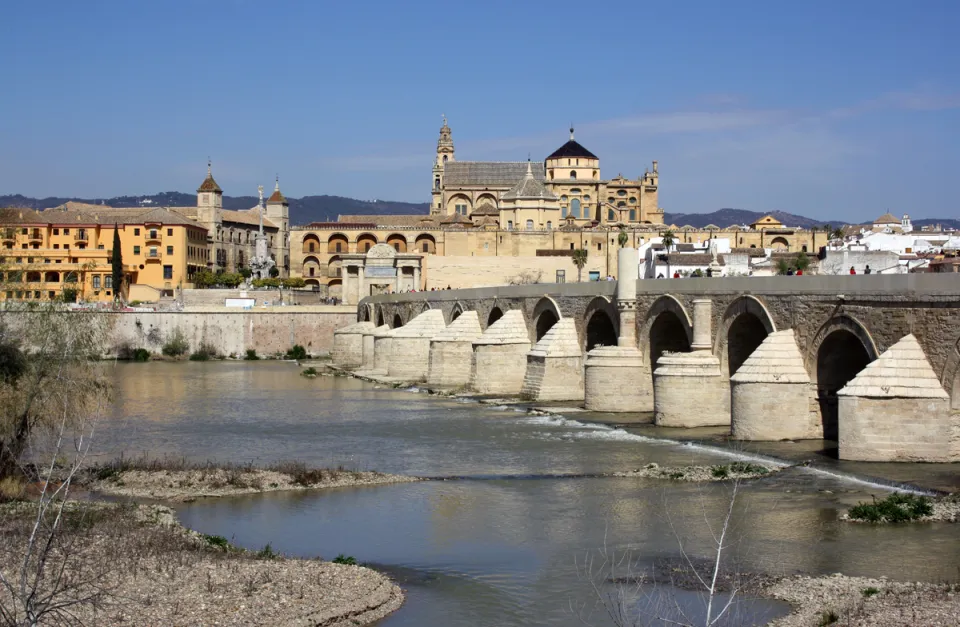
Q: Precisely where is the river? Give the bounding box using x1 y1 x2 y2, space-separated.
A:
96 362 960 626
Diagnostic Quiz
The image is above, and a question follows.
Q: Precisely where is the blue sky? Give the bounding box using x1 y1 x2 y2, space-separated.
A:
1 0 956 221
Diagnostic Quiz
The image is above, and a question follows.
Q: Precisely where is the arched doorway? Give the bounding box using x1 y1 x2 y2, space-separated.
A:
648 311 691 373
770 237 790 249
726 313 769 377
392 314 403 329
585 311 618 351
376 310 385 327
817 330 872 442
487 307 503 328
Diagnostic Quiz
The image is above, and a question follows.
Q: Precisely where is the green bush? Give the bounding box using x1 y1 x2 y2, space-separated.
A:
848 492 933 523
862 587 880 597
162 328 190 357
256 543 277 559
132 348 151 362
203 534 231 550
61 287 79 303
286 344 308 360
301 366 318 378
189 342 219 361
244 349 260 360
711 465 729 478
332 554 357 565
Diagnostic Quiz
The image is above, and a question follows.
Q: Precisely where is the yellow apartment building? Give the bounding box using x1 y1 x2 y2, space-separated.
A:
0 207 208 302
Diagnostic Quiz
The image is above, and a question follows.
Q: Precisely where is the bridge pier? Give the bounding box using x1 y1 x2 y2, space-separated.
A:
521 318 584 401
731 329 817 440
427 311 482 389
388 310 447 381
584 248 651 412
333 321 374 369
838 334 957 461
654 299 729 427
372 325 395 375
360 324 387 371
471 310 531 395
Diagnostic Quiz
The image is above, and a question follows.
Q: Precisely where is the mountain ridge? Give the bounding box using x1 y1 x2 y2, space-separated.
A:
1 193 956 231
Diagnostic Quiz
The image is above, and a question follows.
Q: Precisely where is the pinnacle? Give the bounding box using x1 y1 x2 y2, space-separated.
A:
838 334 948 399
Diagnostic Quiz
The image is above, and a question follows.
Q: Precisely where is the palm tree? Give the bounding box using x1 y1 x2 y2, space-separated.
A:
661 229 676 251
572 247 588 282
617 227 629 248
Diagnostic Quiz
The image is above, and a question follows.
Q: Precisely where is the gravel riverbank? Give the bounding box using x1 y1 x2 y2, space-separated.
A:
0 502 403 626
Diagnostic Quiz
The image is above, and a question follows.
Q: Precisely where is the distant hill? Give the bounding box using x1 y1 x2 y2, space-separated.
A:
0 192 431 225
2 193 955 231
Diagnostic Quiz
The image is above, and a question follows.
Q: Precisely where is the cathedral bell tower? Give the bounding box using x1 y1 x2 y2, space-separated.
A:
196 159 223 231
266 176 291 277
431 115 455 215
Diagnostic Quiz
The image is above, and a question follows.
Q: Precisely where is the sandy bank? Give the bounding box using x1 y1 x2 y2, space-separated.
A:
0 502 402 626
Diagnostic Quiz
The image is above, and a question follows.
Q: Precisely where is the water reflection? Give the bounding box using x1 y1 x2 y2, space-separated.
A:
102 364 960 627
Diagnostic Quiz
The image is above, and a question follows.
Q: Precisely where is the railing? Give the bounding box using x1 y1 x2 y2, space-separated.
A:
145 250 163 261
1 230 15 241
74 231 89 242
28 230 43 241
145 230 162 243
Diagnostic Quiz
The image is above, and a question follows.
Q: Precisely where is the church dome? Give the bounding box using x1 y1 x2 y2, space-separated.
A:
546 127 598 160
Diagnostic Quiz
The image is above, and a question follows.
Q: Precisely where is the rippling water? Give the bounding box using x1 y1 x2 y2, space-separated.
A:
98 363 960 626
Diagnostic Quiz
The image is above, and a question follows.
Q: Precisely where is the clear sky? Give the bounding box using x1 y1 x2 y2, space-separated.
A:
1 0 957 221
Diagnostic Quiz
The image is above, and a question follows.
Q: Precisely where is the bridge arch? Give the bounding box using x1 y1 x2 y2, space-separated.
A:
376 308 385 327
449 302 464 323
583 296 620 350
392 313 404 329
533 296 561 341
808 314 879 442
486 305 504 329
642 295 693 373
716 295 777 377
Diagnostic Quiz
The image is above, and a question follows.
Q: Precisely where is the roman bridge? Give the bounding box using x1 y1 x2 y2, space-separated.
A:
333 252 960 462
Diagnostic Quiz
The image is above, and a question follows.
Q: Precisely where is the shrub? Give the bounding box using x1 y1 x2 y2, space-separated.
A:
332 554 357 565
711 465 729 479
0 476 26 502
862 587 880 597
189 342 219 361
61 287 78 303
301 367 318 378
162 328 190 357
132 348 151 362
728 462 768 474
257 543 277 559
244 349 260 360
286 344 308 360
203 534 231 550
129 300 142 307
848 492 933 523
818 610 838 626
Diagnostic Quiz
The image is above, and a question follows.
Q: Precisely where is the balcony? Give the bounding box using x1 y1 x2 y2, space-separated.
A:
145 230 162 243
1 230 14 243
28 230 43 242
74 230 89 242
145 250 163 262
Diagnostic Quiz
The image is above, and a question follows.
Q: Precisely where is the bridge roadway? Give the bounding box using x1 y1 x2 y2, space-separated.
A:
340 272 960 462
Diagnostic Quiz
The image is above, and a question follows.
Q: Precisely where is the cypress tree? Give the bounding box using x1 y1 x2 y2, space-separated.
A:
111 224 123 300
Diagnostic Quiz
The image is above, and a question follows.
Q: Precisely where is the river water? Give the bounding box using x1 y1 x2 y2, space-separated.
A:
97 362 960 626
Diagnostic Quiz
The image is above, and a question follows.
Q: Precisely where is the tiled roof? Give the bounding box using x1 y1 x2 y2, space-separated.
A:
546 139 598 160
443 161 545 187
338 214 438 227
0 207 46 224
873 212 900 225
501 163 558 201
222 209 278 229
37 206 205 227
730 247 767 257
662 253 725 265
472 203 499 216
197 174 222 193
267 180 287 204
439 213 471 226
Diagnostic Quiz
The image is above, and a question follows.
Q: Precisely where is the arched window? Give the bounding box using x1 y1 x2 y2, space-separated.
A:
309 267 315 277
570 188 581 194
570 198 581 218
570 170 577 180
617 201 626 208
617 190 627 197
525 219 534 231
608 209 615 221
607 196 614 203
434 177 440 189
561 195 568 202
308 242 315 252
583 195 591 202
629 197 637 204
546 221 552 230
629 209 637 221
335 242 342 252
562 206 568 218
443 155 448 163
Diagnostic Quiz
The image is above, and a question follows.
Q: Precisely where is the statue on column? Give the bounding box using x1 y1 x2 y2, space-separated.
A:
247 185 276 283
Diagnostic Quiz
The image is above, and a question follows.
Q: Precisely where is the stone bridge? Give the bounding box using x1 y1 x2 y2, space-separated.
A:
334 252 960 462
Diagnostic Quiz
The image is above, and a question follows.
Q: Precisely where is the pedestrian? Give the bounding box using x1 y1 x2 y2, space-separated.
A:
796 269 803 276
849 266 856 275
864 265 872 275
673 271 680 278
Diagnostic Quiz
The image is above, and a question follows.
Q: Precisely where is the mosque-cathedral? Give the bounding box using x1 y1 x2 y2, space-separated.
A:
292 118 817 300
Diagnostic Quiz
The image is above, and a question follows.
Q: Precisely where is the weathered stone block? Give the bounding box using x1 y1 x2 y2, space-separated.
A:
838 396 957 461
520 318 583 401
427 312 483 389
332 322 373 369
387 310 447 381
654 351 729 427
584 346 652 413
360 325 387 371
